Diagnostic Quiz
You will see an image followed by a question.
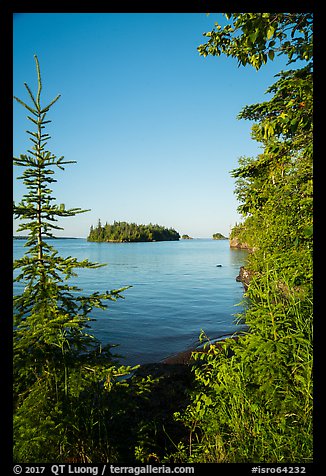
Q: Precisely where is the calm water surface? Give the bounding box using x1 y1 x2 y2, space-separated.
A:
13 238 248 365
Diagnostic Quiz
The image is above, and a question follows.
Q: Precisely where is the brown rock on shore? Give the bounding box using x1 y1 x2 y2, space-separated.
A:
236 266 254 291
229 237 254 251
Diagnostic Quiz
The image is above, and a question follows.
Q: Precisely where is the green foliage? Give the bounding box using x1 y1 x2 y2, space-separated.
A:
13 357 164 463
88 220 180 242
198 13 313 70
13 55 128 393
13 56 140 463
167 273 312 463
164 13 313 463
231 65 312 279
13 57 192 464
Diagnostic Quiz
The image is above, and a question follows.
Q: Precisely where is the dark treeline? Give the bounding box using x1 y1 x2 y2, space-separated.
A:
88 220 180 242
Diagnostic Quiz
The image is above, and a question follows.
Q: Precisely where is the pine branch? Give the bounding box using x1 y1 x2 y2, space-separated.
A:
34 54 42 106
13 96 38 116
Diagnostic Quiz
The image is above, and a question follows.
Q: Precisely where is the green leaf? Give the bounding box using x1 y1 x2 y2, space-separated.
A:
250 30 259 44
268 49 275 61
266 26 275 40
303 225 313 238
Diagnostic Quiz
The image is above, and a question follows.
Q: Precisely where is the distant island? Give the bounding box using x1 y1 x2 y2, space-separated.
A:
181 234 193 240
87 221 180 243
212 232 228 240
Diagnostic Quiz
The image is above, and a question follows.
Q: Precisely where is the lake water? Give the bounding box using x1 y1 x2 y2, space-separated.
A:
13 238 248 366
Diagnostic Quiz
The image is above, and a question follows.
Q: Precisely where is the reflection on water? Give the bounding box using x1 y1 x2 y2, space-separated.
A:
14 238 248 365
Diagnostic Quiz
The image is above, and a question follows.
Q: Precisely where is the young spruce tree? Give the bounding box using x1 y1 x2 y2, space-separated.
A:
13 56 133 462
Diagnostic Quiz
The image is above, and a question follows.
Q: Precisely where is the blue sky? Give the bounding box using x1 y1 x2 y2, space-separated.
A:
13 13 291 238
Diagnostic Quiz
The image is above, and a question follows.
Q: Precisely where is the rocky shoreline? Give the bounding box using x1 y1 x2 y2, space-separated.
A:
236 265 254 291
133 334 243 382
229 237 252 250
160 334 241 365
156 263 251 367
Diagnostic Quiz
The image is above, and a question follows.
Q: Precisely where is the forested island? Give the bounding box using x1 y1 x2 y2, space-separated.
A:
87 220 180 242
212 232 228 240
